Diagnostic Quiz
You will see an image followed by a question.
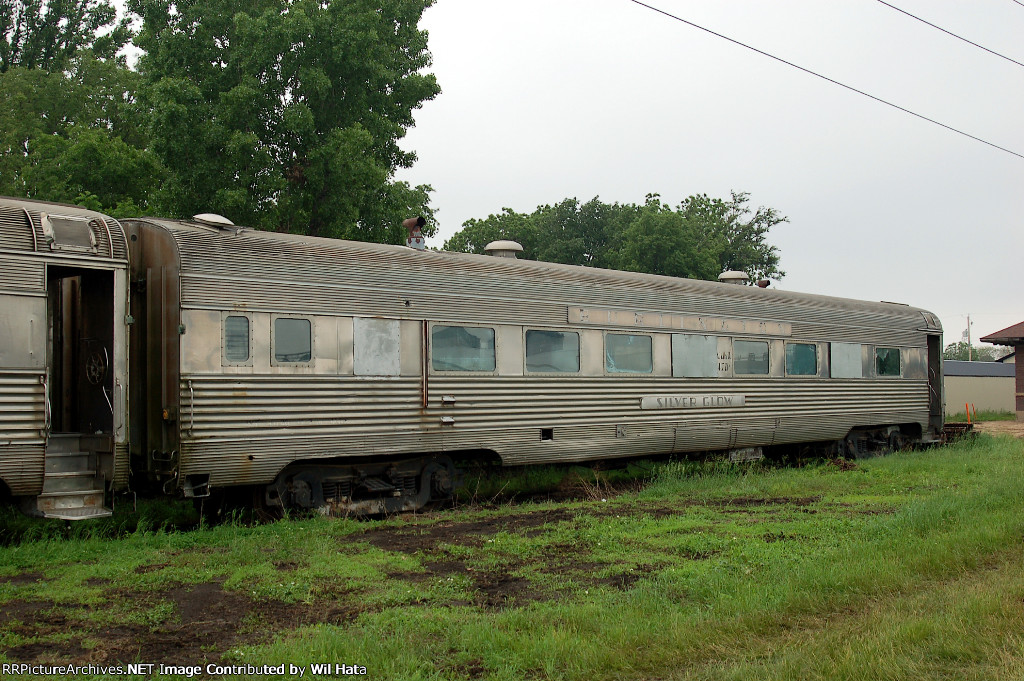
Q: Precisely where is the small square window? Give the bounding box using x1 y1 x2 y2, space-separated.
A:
875 347 901 377
526 330 580 373
734 340 769 375
274 318 311 363
432 325 495 371
606 334 653 374
785 343 817 376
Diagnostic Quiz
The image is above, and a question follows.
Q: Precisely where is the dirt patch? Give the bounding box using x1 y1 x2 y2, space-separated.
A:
134 562 169 574
0 599 51 627
708 495 822 508
975 421 1024 439
471 571 546 609
359 507 576 554
0 571 45 585
3 581 308 668
829 458 860 471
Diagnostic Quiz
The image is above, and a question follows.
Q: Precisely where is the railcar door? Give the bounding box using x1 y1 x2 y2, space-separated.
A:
38 265 123 518
926 333 943 439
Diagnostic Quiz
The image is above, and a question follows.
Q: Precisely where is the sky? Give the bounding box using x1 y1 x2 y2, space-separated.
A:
394 0 1023 346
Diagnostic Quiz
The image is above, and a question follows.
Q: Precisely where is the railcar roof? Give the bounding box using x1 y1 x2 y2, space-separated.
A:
127 216 939 329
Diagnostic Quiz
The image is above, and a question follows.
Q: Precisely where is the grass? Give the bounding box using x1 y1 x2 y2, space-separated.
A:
2 435 1024 680
945 409 1017 422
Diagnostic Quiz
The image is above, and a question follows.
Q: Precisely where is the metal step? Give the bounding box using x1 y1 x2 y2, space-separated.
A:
45 434 83 454
37 489 111 520
40 505 113 520
43 470 100 493
45 451 96 474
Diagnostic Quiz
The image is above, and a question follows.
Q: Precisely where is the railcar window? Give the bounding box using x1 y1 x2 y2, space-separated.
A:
432 325 495 371
672 334 719 377
605 334 653 374
734 340 769 375
875 347 901 377
526 330 579 373
785 342 817 376
830 342 863 378
274 318 312 362
224 316 250 362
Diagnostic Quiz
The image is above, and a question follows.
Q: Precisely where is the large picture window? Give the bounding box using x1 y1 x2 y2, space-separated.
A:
734 340 770 375
526 330 580 373
605 334 653 374
785 342 817 376
432 325 495 371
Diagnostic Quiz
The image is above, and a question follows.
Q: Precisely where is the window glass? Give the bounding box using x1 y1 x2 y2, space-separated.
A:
734 340 769 375
432 325 495 371
875 347 901 377
526 330 579 373
672 334 719 377
224 316 250 362
605 334 653 374
785 342 817 376
274 318 311 362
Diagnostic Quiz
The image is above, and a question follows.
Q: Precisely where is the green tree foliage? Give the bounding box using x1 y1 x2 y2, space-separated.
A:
130 0 440 242
445 192 786 283
0 0 130 72
0 51 164 214
943 342 1001 362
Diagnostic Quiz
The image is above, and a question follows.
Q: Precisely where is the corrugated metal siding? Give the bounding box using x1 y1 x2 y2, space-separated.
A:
178 374 928 484
156 221 930 345
0 198 128 262
0 205 35 251
0 255 45 292
0 371 45 495
113 442 129 490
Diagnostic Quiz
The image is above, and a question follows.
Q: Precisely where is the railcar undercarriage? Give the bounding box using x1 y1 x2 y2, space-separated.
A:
259 455 456 516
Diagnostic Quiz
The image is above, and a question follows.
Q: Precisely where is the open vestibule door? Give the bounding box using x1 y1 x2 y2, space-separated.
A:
38 265 126 519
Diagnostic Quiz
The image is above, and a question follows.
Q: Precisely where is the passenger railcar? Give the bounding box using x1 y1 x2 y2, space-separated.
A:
0 197 944 518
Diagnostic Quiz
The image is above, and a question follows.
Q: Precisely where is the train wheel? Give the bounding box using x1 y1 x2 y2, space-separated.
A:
253 485 284 523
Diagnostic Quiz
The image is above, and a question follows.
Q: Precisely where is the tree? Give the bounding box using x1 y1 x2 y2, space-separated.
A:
1 0 130 73
611 195 723 279
943 342 999 362
443 207 540 256
131 0 440 243
445 192 787 283
0 51 164 213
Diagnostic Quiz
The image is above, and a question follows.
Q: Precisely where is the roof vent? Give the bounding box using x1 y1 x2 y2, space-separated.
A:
484 240 523 259
718 270 749 285
192 213 234 228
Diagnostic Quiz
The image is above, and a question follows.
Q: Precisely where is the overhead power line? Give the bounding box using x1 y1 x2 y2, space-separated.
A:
626 0 1024 160
1012 0 1024 8
877 0 1024 69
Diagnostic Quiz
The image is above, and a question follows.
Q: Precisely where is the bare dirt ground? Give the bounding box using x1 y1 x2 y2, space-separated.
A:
975 421 1024 439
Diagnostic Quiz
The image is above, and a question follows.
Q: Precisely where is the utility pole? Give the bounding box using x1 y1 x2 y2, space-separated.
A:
967 314 972 361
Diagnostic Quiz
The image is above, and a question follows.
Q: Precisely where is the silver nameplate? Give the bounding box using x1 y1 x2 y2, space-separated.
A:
640 394 747 410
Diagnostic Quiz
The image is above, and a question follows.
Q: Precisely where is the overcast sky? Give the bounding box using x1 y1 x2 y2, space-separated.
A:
395 0 1023 345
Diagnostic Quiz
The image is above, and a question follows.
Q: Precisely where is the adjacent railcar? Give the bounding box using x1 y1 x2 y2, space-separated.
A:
0 199 129 519
0 197 945 518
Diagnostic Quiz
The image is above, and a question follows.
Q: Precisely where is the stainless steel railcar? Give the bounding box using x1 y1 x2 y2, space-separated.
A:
0 197 944 518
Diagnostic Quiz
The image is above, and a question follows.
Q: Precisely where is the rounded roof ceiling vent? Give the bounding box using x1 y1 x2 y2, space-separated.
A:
718 270 749 285
483 240 524 259
192 213 235 228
